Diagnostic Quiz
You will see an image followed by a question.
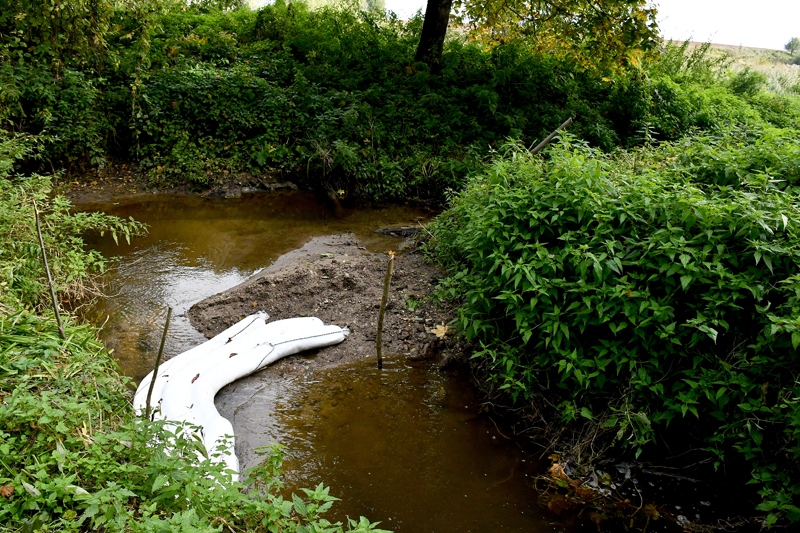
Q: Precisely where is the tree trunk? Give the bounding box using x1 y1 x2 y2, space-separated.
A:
414 0 453 73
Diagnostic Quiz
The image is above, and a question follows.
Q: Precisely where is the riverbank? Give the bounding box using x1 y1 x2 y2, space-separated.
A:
62 160 302 204
1 167 391 533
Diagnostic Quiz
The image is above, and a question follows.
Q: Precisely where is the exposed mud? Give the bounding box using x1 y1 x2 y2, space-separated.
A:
186 234 464 376
63 161 298 205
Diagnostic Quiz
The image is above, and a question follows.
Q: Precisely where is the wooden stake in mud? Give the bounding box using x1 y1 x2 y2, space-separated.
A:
529 117 573 156
33 199 66 340
376 251 395 370
145 306 172 421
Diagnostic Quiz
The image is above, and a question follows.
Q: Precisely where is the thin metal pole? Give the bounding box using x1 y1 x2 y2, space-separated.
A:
33 199 66 340
145 306 172 420
529 117 574 156
376 252 395 370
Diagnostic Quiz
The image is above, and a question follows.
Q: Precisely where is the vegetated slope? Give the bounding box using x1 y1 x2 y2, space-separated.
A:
699 42 800 95
427 77 800 527
2 3 797 201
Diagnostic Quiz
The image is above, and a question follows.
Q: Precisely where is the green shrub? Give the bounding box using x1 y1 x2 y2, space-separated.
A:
4 5 798 200
645 41 729 86
746 92 800 129
0 131 146 310
429 134 800 524
728 68 768 97
642 42 800 141
134 63 296 181
664 126 800 189
127 4 662 197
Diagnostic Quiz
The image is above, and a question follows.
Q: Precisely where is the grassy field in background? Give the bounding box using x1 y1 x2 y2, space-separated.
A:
684 41 800 94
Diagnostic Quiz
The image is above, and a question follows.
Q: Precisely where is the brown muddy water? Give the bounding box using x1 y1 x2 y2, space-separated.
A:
81 191 565 532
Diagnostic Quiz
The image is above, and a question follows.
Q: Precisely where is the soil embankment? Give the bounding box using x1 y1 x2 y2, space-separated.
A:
64 162 298 205
186 234 461 375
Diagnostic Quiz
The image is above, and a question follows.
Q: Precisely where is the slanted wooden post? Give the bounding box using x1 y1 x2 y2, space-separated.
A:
33 199 66 340
376 251 395 370
529 117 573 156
145 306 172 420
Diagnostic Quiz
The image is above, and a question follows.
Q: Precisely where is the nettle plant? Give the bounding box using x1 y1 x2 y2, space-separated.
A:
430 134 800 524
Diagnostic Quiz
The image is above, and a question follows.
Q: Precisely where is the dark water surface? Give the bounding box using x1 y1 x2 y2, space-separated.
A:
81 192 564 533
272 357 554 532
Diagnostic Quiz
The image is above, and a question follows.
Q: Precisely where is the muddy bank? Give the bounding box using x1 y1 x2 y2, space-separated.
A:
63 162 299 205
187 234 462 376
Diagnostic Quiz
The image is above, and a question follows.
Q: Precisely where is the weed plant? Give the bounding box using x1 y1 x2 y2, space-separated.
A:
0 131 147 310
428 131 800 526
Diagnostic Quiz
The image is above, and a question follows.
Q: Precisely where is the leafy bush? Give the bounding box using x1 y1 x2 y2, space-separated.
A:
0 0 113 69
746 92 800 129
642 41 800 141
0 131 146 310
125 3 671 196
645 41 729 86
5 2 765 199
94 12 800 198
728 68 768 97
429 134 800 525
663 126 800 189
4 4 800 201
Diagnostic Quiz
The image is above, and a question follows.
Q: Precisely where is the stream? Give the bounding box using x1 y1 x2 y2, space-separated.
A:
80 191 566 532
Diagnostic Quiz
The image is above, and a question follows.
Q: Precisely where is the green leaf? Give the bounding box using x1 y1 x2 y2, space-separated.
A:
763 254 773 273
292 493 308 516
152 474 168 493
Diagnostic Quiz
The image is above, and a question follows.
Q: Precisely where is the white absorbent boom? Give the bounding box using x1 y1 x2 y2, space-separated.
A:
133 312 349 481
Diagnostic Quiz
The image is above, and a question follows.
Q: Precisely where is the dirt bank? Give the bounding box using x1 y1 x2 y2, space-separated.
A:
186 234 462 376
63 162 298 205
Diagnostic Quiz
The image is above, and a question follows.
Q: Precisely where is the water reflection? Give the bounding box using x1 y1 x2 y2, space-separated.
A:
266 357 556 532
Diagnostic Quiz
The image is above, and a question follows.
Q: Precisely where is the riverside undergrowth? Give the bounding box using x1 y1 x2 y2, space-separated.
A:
428 130 800 526
0 132 389 532
3 2 799 200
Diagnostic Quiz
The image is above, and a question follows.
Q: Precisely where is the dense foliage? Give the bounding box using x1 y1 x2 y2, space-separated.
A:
1 2 796 199
0 132 146 310
0 136 388 532
428 127 800 525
